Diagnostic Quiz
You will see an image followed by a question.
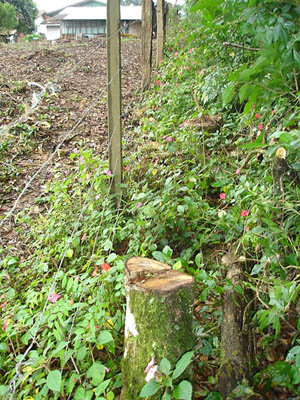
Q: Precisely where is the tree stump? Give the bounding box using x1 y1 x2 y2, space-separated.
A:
121 257 195 400
218 253 250 399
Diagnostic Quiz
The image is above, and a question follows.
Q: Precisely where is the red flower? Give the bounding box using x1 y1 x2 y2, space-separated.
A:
156 80 161 86
101 262 111 272
0 302 7 309
241 210 249 217
255 113 261 119
258 123 263 130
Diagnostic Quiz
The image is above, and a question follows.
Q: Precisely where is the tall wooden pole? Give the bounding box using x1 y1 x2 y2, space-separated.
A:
107 0 122 206
156 0 165 66
141 0 152 91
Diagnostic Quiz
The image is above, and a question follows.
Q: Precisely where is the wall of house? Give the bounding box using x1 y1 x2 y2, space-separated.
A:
46 26 61 41
62 20 106 36
128 21 141 36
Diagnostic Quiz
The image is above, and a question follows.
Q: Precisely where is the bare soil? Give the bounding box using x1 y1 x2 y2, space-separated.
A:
0 38 141 253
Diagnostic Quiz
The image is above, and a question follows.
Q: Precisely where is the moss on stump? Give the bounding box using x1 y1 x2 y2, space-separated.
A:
121 257 195 400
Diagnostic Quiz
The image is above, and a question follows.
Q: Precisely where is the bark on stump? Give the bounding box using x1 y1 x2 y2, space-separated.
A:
121 257 195 400
218 254 249 399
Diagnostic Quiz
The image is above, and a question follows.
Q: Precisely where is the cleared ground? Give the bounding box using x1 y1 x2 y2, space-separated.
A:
0 38 141 252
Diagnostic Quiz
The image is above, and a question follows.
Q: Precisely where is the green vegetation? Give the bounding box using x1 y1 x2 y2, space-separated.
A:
0 3 18 32
2 0 37 33
0 0 300 399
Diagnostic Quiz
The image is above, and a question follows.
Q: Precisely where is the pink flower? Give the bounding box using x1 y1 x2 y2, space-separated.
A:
199 68 205 75
252 104 256 109
234 91 237 95
145 357 155 373
105 367 110 373
137 202 142 208
174 52 178 57
101 262 111 272
3 318 8 331
81 233 87 241
105 170 112 176
124 165 130 172
271 110 274 116
219 193 226 200
73 148 79 153
167 136 173 143
168 47 171 51
0 302 7 309
241 210 249 217
156 80 161 86
48 293 61 303
236 168 241 175
188 48 193 53
146 365 158 382
95 194 101 200
186 66 190 71
258 123 263 130
255 113 261 119
246 226 250 232
91 266 98 277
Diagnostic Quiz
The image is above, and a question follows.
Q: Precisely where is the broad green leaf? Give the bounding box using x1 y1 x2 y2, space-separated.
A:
74 387 93 400
95 379 110 396
172 351 194 380
286 346 300 362
159 357 171 375
66 248 73 258
46 370 62 392
0 386 9 396
222 84 235 106
87 362 105 386
294 50 300 67
173 380 193 400
139 380 161 398
239 83 251 102
97 330 114 345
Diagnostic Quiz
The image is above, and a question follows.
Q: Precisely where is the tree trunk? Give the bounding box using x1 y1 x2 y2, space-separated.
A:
218 253 250 399
121 257 195 400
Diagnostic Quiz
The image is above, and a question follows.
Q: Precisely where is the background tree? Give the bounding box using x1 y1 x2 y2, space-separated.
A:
2 0 37 33
0 2 18 31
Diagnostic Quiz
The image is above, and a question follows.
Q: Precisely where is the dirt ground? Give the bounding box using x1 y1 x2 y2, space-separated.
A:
0 38 141 253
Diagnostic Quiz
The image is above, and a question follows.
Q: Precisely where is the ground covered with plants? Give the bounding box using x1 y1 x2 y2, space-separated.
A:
1 0 300 399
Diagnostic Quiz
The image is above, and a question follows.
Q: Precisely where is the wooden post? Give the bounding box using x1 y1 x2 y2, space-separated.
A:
107 0 122 206
121 257 195 399
156 0 165 66
218 252 250 398
141 0 153 91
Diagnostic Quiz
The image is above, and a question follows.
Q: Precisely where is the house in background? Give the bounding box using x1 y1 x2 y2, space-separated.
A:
40 0 142 41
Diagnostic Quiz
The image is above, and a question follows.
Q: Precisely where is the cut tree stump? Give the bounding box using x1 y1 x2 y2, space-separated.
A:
121 257 195 400
218 252 250 399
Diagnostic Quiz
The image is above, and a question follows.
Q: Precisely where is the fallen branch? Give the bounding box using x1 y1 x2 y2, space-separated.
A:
223 41 260 52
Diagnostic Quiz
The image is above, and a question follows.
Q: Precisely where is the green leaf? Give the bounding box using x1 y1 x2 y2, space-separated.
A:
222 84 235 106
66 248 73 258
97 330 114 345
139 380 161 398
293 50 300 67
173 380 193 400
240 133 266 150
205 392 223 400
159 357 171 375
95 379 110 396
47 370 62 392
0 386 9 396
286 346 300 362
87 362 105 386
172 351 194 380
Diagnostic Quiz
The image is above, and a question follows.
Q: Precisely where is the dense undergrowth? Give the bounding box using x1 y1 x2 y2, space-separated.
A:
1 0 300 398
